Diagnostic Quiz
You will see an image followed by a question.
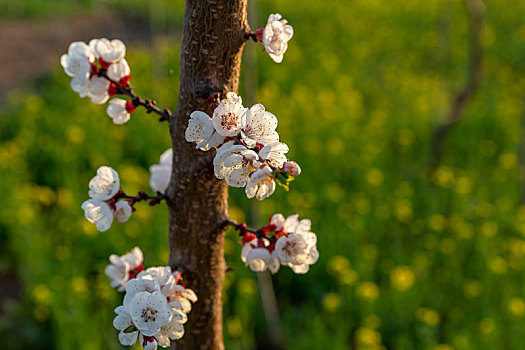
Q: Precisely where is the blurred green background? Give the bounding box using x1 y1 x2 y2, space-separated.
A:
1 0 525 349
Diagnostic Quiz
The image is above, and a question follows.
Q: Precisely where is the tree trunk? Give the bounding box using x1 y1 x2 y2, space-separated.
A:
167 1 249 349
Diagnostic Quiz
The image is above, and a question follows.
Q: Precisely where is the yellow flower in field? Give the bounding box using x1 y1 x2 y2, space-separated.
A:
390 266 415 291
322 292 341 312
32 284 51 305
355 327 382 346
463 280 483 298
508 297 525 316
356 281 380 301
433 345 454 350
478 317 495 335
395 199 413 223
327 255 358 285
226 315 243 338
481 221 498 237
428 214 446 231
432 166 455 188
416 308 440 326
238 278 257 295
71 277 88 294
366 168 384 187
499 152 518 170
488 257 508 274
455 177 472 194
66 125 85 144
441 239 457 254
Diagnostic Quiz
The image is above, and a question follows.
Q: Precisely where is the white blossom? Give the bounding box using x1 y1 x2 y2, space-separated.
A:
169 285 198 314
157 315 185 347
263 13 294 63
272 214 319 274
137 267 178 299
108 58 130 82
88 166 120 201
90 38 126 63
268 250 281 274
212 93 246 137
127 290 172 336
149 148 172 193
241 239 256 263
60 41 95 97
259 142 288 168
105 247 143 291
245 165 276 200
115 201 133 223
213 142 259 187
87 76 110 104
81 199 113 232
275 233 310 265
185 111 225 151
113 306 139 346
245 247 271 272
240 104 279 148
107 98 134 125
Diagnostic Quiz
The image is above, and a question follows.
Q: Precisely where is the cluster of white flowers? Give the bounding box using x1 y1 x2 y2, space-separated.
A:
149 148 172 194
254 13 294 63
107 248 197 350
61 38 136 124
81 166 132 232
241 214 318 274
186 92 301 200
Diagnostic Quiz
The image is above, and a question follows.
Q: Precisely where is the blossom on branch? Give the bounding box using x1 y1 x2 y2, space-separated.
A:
88 166 120 200
185 92 301 200
90 38 126 65
240 103 279 148
185 111 224 151
212 93 246 137
60 41 95 98
245 165 276 200
254 13 294 63
111 258 197 349
234 213 318 274
107 98 136 125
149 148 172 194
105 247 144 292
81 199 114 232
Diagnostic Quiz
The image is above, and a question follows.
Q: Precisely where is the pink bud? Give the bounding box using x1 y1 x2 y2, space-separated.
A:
125 100 136 114
255 28 265 43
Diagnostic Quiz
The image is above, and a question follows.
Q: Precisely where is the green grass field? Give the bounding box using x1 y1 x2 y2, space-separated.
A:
1 0 525 349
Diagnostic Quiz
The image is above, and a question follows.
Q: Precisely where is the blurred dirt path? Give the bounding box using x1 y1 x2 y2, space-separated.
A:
0 14 149 102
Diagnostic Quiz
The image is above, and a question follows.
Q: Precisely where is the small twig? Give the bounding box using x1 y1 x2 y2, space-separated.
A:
244 31 258 42
430 0 484 169
98 70 172 122
117 191 168 206
225 219 278 244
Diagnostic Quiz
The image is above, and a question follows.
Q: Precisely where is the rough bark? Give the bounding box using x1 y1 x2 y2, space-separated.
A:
167 1 249 349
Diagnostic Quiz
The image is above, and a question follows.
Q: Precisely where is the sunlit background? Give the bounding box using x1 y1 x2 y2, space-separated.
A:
1 0 524 349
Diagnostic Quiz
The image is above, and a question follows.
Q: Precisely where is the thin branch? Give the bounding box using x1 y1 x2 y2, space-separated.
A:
225 219 278 244
98 70 173 122
117 191 168 206
430 0 484 168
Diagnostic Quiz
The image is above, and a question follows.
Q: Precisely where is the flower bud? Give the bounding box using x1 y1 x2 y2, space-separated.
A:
283 161 301 177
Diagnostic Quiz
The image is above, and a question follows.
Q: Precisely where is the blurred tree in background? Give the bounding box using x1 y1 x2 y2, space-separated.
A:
0 0 525 349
